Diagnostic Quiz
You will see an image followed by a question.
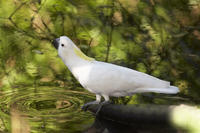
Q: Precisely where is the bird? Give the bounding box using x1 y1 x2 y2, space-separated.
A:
52 36 179 113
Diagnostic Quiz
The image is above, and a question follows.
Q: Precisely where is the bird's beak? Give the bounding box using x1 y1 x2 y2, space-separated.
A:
52 38 60 49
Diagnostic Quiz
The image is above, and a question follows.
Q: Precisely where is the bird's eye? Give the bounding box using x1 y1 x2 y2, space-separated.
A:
61 44 64 47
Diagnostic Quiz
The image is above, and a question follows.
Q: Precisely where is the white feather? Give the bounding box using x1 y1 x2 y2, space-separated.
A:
57 36 179 100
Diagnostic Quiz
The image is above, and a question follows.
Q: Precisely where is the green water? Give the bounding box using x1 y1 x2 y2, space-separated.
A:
0 86 95 133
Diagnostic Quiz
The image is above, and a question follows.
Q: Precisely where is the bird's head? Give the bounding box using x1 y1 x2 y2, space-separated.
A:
52 36 75 57
52 36 95 61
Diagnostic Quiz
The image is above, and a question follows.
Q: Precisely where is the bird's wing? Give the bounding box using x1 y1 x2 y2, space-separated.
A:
87 61 171 96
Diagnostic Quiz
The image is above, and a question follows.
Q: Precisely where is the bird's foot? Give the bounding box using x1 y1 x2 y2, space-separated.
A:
95 101 112 116
81 101 100 111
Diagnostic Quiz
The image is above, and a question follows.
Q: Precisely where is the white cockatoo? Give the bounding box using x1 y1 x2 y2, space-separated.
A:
52 36 179 111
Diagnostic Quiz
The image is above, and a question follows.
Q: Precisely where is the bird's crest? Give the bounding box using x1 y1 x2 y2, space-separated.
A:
74 48 95 61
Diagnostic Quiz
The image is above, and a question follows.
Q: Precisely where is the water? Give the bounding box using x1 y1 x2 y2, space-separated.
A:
0 86 95 133
0 86 192 133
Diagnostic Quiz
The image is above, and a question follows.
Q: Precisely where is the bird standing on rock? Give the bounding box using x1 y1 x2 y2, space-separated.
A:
52 36 179 113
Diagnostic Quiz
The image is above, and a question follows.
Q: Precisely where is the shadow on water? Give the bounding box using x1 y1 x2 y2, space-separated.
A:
84 104 183 133
84 116 178 133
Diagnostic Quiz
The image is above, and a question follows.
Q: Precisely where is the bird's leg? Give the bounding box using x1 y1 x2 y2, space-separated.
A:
81 94 101 111
95 95 111 116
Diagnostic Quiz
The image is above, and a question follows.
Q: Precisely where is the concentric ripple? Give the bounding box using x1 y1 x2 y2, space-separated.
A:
0 86 95 132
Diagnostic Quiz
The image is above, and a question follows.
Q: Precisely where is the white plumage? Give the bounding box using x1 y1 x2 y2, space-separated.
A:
52 36 179 105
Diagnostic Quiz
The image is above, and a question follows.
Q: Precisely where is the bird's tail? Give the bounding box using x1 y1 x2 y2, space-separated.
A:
167 86 179 94
133 86 179 94
153 86 179 94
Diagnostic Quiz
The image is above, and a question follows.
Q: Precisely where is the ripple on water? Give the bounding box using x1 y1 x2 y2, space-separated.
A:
0 86 95 132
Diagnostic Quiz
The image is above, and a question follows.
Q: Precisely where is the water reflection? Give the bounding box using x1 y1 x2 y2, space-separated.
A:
11 105 30 133
0 87 94 132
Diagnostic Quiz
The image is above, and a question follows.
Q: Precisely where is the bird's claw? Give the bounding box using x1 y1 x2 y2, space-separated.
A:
95 101 112 116
81 105 89 111
81 101 112 115
81 101 100 111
